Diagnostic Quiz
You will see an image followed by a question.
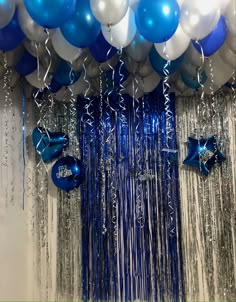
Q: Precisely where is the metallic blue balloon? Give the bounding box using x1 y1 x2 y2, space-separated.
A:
149 46 183 76
51 156 85 192
181 70 207 89
0 10 25 51
15 50 37 76
60 0 101 48
32 127 69 163
183 136 226 176
135 0 180 43
89 31 117 63
24 0 76 29
54 60 81 86
192 16 228 57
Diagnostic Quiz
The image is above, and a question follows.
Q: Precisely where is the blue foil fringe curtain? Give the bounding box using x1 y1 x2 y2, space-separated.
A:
78 89 185 302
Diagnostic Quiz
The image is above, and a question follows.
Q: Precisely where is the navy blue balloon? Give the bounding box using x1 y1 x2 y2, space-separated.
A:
192 16 228 57
51 156 85 192
89 31 117 63
135 0 180 43
32 127 69 163
60 0 101 48
24 0 76 29
0 11 25 51
149 46 183 76
181 71 207 89
48 78 62 93
183 136 226 176
15 50 37 76
54 60 81 86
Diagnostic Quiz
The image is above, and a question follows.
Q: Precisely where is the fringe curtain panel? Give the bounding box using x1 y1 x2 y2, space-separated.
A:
0 87 236 302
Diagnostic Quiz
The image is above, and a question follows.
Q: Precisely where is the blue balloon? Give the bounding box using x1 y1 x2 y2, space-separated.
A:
48 78 62 93
181 71 207 89
32 127 69 163
51 156 85 192
135 0 180 43
0 10 24 51
149 46 183 76
89 31 117 63
192 16 228 57
54 60 81 86
24 0 76 29
15 50 37 76
60 0 101 48
183 136 226 176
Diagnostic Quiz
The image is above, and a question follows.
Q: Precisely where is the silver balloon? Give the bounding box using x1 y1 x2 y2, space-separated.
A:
184 43 203 68
125 76 144 99
100 54 119 71
219 43 236 67
23 39 47 58
17 4 49 43
25 64 51 89
0 0 15 30
90 0 128 25
172 76 188 94
226 31 236 53
9 70 20 89
142 71 160 93
138 58 153 77
87 59 100 78
70 49 93 72
53 87 71 102
125 32 152 62
224 0 236 36
123 54 144 74
0 63 5 79
40 51 61 75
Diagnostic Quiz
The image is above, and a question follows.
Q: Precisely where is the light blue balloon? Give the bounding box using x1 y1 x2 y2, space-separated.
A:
135 0 180 43
24 0 76 29
60 0 101 48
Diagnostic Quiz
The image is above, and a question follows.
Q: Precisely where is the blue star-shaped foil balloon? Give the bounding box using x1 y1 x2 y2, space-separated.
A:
183 136 226 176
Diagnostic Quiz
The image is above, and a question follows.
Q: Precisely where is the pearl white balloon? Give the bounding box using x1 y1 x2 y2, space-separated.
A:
0 0 15 30
205 52 234 86
180 0 221 40
125 31 152 62
226 31 236 53
224 0 236 36
51 29 82 62
102 7 136 48
219 43 236 67
155 24 190 60
17 4 49 43
90 0 128 25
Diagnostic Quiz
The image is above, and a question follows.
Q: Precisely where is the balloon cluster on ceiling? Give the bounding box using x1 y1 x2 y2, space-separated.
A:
0 0 235 98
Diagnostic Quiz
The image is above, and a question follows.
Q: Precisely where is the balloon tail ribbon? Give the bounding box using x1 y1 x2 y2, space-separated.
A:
43 28 52 90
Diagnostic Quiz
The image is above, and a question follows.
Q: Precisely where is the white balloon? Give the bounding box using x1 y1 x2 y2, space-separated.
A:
142 71 160 93
155 24 190 60
51 29 82 62
180 0 221 40
25 65 51 89
219 43 236 67
90 0 128 25
216 0 230 13
0 0 15 30
205 52 234 86
102 7 136 48
224 0 236 36
226 31 236 53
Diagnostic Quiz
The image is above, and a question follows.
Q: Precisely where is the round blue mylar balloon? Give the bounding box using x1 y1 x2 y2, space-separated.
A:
135 0 180 43
51 156 85 192
192 16 228 57
54 60 81 86
89 31 117 63
149 46 183 76
24 0 76 29
60 0 101 48
15 50 37 76
0 10 24 51
181 71 207 90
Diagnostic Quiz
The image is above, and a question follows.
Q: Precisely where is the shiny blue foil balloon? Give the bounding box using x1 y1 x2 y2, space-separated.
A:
0 10 24 51
24 0 76 29
60 0 101 48
89 31 117 63
15 50 37 76
51 156 85 192
192 16 228 57
32 127 69 163
181 70 207 89
135 0 180 43
183 136 226 176
54 60 81 86
149 46 183 76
